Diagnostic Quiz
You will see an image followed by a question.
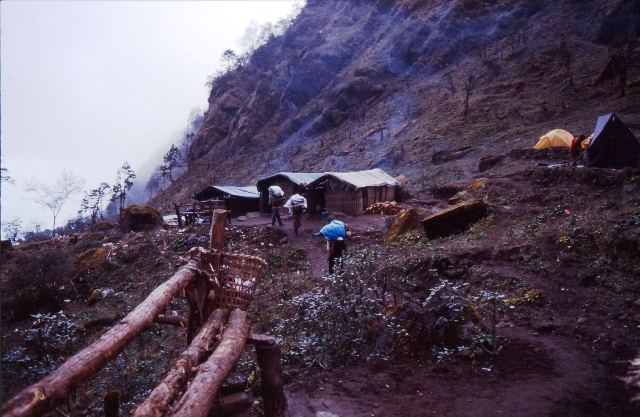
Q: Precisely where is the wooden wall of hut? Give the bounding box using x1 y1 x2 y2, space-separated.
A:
303 188 325 214
363 186 395 208
229 198 260 217
325 190 364 216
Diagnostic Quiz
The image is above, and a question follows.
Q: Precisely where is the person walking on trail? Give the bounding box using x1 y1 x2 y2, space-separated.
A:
312 219 349 274
569 134 587 166
284 194 307 236
268 185 285 226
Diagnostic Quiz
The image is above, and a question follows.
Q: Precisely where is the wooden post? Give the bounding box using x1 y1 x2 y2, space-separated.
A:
174 204 183 229
133 309 228 417
255 342 287 417
2 261 202 417
165 309 251 417
210 209 227 251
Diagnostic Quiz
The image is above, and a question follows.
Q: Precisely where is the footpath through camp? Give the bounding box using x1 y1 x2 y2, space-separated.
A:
3 131 640 415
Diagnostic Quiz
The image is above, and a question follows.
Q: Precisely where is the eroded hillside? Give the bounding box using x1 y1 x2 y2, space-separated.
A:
150 0 639 211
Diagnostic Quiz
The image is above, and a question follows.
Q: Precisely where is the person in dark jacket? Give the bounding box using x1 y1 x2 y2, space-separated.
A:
569 134 587 166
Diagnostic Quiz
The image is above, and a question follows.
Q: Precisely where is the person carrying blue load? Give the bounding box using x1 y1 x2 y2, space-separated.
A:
312 219 350 274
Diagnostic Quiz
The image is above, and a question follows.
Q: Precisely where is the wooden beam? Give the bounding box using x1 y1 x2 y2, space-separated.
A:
165 309 251 417
2 261 202 417
133 309 228 417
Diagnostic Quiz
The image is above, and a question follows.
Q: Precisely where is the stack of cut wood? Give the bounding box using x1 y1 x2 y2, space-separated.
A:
364 201 403 215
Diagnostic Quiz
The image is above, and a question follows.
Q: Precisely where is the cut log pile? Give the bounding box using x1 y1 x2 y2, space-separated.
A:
363 201 403 215
2 209 285 417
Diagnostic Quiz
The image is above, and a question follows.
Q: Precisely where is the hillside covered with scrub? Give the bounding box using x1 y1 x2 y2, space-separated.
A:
150 0 640 210
3 0 640 416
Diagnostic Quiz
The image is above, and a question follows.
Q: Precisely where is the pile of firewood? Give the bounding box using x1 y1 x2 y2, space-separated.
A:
364 201 403 215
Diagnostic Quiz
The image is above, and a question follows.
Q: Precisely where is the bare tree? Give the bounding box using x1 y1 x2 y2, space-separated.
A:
617 41 634 97
24 168 85 235
2 218 22 243
145 168 163 200
160 144 186 183
221 49 239 71
111 162 136 214
463 74 476 116
441 74 456 96
238 20 262 55
1 155 16 185
79 182 110 227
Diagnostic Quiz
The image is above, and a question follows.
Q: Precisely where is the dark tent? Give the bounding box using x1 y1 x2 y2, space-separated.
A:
586 113 639 168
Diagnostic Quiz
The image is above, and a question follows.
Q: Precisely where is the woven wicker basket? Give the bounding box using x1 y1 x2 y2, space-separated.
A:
213 253 268 310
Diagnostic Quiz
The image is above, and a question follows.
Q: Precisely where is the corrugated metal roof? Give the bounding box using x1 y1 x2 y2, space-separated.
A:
308 168 399 189
212 185 259 198
195 185 259 200
256 172 323 186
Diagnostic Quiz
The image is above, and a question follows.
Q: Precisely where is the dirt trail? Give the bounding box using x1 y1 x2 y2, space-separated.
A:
284 325 624 417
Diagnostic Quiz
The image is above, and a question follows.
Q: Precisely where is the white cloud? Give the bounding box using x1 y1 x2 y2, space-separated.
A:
1 0 302 235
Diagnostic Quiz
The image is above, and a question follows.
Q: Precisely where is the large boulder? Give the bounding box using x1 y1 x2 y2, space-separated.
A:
394 175 411 202
383 208 426 244
421 198 489 239
447 179 488 205
119 204 164 232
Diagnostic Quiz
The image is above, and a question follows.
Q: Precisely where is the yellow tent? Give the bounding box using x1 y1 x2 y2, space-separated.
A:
533 129 574 149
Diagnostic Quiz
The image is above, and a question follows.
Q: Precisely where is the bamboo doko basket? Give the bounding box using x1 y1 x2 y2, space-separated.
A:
214 252 268 310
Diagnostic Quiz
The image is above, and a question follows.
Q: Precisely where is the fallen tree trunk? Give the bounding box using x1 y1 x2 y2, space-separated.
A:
165 309 251 417
2 262 202 417
134 309 228 417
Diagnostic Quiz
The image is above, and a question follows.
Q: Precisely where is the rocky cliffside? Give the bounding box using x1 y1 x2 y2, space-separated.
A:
150 0 640 211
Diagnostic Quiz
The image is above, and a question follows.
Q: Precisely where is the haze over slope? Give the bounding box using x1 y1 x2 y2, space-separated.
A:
150 0 640 211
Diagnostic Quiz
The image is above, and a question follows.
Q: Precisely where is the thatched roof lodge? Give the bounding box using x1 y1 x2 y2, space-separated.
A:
306 168 399 216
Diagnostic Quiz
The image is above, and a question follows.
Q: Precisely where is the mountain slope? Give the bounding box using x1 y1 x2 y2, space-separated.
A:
149 0 640 211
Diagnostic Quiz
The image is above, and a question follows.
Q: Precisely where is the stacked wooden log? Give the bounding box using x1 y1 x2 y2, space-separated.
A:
2 260 203 417
363 201 403 215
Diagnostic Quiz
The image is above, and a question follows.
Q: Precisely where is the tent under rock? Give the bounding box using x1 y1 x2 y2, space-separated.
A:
586 113 639 168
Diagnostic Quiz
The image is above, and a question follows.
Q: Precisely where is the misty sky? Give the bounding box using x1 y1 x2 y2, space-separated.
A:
1 0 302 237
